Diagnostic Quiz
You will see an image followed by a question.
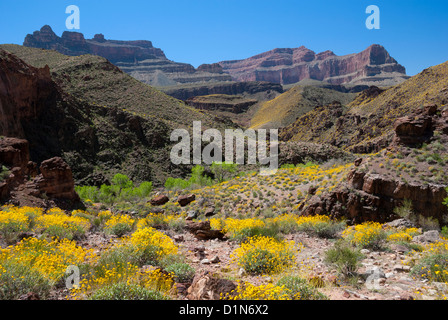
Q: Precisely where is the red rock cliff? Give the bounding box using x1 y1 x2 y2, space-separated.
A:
218 44 408 86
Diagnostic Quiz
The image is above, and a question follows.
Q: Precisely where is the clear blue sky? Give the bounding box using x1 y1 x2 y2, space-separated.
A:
0 0 447 75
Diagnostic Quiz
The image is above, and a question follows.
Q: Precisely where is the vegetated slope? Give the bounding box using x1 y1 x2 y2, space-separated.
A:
250 85 357 129
280 60 448 152
0 44 225 130
0 46 237 187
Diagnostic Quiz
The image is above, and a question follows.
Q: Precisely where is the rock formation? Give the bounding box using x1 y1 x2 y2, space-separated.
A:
23 25 232 88
302 105 448 225
0 137 80 208
185 94 257 113
218 45 409 86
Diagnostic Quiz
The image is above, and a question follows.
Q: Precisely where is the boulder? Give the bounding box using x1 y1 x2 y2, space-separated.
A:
178 194 196 207
186 271 237 300
35 157 79 201
150 194 169 206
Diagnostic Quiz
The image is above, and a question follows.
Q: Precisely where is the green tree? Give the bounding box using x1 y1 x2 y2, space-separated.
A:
211 162 237 183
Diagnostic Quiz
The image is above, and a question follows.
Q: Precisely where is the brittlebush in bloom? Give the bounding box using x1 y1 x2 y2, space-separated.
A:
223 282 290 300
231 236 299 275
0 237 95 283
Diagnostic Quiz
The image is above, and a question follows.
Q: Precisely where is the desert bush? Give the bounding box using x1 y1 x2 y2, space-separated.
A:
35 208 90 240
342 222 387 250
411 253 448 283
0 165 10 182
88 282 168 300
164 263 195 283
223 282 290 300
0 208 31 244
324 241 364 277
232 236 298 275
103 214 135 237
99 227 179 269
276 275 328 300
0 261 53 300
0 237 93 293
210 217 281 242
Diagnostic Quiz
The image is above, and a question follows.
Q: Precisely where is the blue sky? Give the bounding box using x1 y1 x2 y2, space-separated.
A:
0 0 447 75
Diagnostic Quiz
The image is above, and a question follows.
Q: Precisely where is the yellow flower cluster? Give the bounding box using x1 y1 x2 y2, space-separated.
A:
0 237 94 283
127 227 178 257
104 214 135 231
210 217 265 236
223 282 290 300
342 222 385 248
387 228 421 242
0 208 30 234
36 209 90 235
136 213 179 229
231 236 299 275
70 263 174 300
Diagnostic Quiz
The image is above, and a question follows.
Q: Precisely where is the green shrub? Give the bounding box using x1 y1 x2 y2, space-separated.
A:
164 263 195 283
324 241 364 277
411 253 448 283
0 261 53 300
76 174 153 205
276 275 328 300
165 165 213 190
0 165 10 182
89 283 168 300
211 161 237 182
297 220 346 239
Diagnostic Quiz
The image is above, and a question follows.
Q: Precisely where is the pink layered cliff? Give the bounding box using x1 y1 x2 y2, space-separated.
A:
218 45 407 85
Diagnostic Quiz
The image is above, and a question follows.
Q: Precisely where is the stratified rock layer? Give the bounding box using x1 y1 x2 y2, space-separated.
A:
218 45 409 86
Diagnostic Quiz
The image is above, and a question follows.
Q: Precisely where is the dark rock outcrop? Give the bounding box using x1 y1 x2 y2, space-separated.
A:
23 26 232 87
186 270 237 300
178 194 196 207
24 25 166 63
303 169 447 224
161 81 283 101
185 94 257 113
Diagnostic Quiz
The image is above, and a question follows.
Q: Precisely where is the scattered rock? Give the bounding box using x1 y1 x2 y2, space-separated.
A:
204 207 216 217
393 265 411 272
178 194 196 207
354 158 363 167
186 271 237 300
150 194 169 206
186 210 198 221
173 235 184 242
19 292 40 300
194 229 226 241
384 218 416 230
210 256 220 264
398 293 414 300
413 230 440 243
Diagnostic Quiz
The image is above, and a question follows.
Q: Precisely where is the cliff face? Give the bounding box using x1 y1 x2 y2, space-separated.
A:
0 50 54 138
24 25 166 63
218 45 409 86
23 26 232 88
0 47 191 186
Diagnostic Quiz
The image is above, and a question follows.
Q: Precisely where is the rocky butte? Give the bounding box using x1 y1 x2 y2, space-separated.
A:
218 45 409 87
23 25 232 87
